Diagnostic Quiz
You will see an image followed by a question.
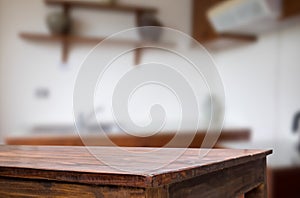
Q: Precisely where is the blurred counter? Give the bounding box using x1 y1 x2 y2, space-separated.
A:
5 128 250 148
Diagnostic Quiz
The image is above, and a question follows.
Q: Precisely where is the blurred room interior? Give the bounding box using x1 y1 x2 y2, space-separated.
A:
0 0 300 197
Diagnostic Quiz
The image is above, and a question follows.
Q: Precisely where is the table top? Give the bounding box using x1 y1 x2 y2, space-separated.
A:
0 146 271 188
221 140 300 169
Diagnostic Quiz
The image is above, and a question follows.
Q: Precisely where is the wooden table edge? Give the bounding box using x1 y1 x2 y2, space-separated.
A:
0 149 272 188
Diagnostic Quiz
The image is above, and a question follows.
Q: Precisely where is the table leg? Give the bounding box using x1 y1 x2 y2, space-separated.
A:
245 184 267 198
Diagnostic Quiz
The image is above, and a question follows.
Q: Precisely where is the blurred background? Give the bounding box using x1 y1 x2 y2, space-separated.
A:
0 0 300 197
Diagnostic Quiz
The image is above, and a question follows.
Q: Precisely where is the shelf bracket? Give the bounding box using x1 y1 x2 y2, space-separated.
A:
62 37 69 63
134 48 142 65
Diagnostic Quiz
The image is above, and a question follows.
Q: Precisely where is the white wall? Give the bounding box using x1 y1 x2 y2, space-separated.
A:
213 25 300 141
0 0 4 142
0 0 299 142
213 33 279 141
277 25 300 140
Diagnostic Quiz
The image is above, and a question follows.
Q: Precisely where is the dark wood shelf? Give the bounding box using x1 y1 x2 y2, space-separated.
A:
45 0 157 13
218 33 257 42
192 0 257 51
20 33 125 63
20 33 100 43
192 0 300 51
20 1 160 64
20 33 153 46
20 33 173 64
202 33 258 51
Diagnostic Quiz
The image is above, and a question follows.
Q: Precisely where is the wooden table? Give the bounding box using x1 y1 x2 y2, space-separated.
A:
0 146 271 198
221 141 300 198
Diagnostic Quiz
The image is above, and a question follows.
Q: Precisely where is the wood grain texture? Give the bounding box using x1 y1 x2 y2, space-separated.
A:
0 176 146 198
0 146 271 197
5 129 250 147
0 146 271 188
245 184 267 198
169 158 266 198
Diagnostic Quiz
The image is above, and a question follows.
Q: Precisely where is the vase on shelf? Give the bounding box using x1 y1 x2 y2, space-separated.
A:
137 13 163 42
46 12 72 35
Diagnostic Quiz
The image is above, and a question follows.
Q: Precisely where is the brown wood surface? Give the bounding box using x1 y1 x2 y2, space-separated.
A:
0 146 271 188
0 159 268 198
0 177 147 198
245 184 267 198
169 158 266 198
5 129 250 147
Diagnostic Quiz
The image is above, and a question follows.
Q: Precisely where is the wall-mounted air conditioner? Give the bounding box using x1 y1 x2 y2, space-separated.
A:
207 0 282 34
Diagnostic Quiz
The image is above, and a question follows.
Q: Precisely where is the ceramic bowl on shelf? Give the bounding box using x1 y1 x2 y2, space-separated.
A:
46 12 72 35
138 13 163 42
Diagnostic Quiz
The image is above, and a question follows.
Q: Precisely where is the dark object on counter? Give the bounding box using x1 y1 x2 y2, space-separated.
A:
46 12 72 34
138 13 163 42
110 0 118 5
292 111 300 152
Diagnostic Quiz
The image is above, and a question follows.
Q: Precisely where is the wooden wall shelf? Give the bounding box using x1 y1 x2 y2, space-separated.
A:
20 33 127 63
19 1 160 64
20 33 103 43
192 0 300 51
20 33 172 64
19 33 159 46
192 0 257 51
45 0 157 13
281 0 300 19
202 33 258 51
